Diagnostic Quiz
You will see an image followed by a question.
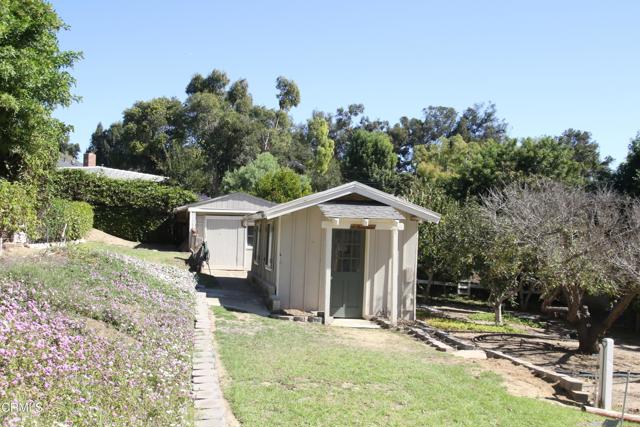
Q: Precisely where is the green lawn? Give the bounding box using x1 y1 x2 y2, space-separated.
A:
468 312 544 329
213 306 595 427
79 241 190 269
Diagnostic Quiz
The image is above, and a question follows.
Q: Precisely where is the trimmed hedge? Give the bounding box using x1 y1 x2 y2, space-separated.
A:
41 199 94 241
53 170 197 243
0 180 37 240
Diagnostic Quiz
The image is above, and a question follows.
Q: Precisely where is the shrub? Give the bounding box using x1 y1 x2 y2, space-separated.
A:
255 168 312 203
0 180 37 240
53 170 197 242
41 199 94 241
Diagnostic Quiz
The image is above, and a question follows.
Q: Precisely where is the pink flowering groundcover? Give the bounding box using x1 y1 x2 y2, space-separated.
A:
0 251 196 426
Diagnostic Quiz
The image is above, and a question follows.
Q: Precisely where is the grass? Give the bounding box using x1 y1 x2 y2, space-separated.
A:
468 312 544 329
417 312 520 333
0 248 196 426
79 241 190 269
425 294 490 308
213 306 594 427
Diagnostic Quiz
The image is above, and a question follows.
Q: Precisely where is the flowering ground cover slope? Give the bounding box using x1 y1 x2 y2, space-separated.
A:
0 249 196 426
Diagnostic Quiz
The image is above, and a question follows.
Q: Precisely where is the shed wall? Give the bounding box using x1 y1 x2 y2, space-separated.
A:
250 206 419 320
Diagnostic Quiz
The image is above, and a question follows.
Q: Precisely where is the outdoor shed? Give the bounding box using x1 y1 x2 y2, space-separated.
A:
245 182 440 325
175 193 275 270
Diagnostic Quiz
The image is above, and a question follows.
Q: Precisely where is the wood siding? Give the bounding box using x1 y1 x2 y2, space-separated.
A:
250 206 419 320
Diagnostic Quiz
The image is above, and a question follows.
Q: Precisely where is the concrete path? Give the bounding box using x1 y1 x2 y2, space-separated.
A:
192 291 227 427
199 270 270 316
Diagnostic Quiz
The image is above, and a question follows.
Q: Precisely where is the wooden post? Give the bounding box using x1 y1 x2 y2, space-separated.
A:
323 225 333 325
598 338 614 410
275 217 281 296
390 223 399 326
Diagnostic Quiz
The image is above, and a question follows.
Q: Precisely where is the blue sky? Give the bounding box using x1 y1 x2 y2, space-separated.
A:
52 0 640 165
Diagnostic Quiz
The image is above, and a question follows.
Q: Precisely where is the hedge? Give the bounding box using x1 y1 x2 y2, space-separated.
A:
53 169 197 243
41 199 94 241
0 180 37 240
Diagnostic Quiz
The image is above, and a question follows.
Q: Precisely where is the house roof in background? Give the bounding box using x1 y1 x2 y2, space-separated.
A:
58 166 167 182
174 192 276 213
245 182 441 223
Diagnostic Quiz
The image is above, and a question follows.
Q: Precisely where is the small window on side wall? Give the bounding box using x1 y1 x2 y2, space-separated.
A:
266 222 274 269
247 225 255 247
253 224 260 264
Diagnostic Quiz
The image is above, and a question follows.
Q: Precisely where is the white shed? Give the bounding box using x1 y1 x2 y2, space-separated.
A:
175 193 275 271
245 182 440 325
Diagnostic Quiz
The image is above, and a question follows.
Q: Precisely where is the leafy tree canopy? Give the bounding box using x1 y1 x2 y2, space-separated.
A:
342 129 397 191
0 0 81 183
254 168 312 203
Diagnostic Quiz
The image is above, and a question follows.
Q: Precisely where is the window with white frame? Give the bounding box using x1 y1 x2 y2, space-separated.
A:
253 223 261 264
266 222 274 269
246 225 255 248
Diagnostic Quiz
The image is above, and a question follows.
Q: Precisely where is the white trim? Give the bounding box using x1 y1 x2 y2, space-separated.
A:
175 192 275 212
266 222 274 269
275 217 282 296
253 222 261 266
189 208 258 214
245 182 440 223
246 224 256 248
321 218 404 231
204 215 244 221
390 224 399 326
323 225 333 325
188 212 196 248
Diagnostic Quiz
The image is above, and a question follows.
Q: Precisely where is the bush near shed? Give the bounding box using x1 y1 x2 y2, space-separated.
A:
41 198 94 241
53 169 197 242
0 180 37 241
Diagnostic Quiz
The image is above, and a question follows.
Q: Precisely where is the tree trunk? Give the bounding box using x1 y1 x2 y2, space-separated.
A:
494 302 503 325
576 324 601 354
523 290 533 311
427 269 433 299
574 291 639 354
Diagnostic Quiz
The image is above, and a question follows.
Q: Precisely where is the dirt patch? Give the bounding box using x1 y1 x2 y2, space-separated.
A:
81 317 138 346
332 325 573 404
459 331 640 413
86 228 138 247
332 326 434 355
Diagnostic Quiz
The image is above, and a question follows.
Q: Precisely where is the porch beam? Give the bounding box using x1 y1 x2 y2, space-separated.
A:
321 219 404 231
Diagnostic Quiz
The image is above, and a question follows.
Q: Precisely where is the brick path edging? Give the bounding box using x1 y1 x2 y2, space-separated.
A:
192 293 226 426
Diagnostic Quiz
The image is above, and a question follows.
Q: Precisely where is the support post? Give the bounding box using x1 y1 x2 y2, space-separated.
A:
323 225 333 325
188 210 196 249
598 338 614 410
390 223 399 326
275 217 281 296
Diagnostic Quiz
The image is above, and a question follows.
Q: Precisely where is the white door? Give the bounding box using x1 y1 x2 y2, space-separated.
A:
205 217 245 270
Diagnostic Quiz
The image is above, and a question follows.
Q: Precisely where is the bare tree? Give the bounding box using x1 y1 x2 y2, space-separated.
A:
481 179 638 353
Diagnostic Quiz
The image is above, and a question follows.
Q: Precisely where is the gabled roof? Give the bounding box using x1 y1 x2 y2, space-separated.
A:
175 192 276 212
58 166 167 182
318 202 406 220
245 182 440 223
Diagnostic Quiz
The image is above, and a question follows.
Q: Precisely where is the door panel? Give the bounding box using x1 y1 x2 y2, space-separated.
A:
206 218 242 269
330 229 364 318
